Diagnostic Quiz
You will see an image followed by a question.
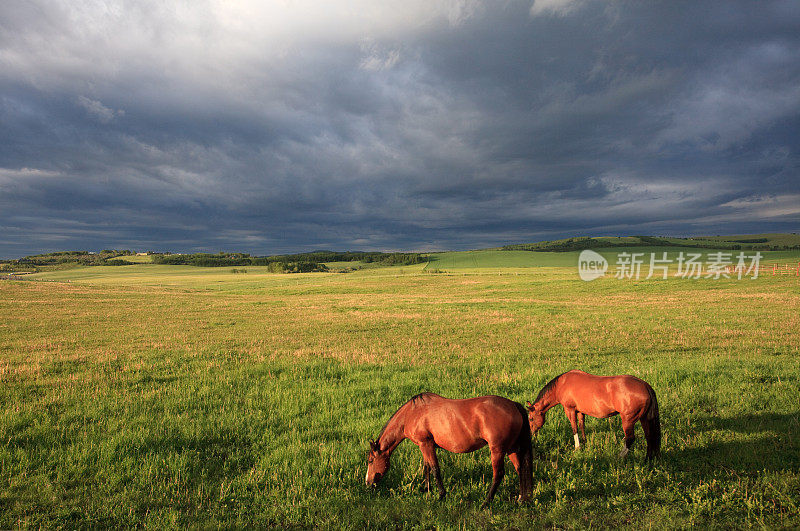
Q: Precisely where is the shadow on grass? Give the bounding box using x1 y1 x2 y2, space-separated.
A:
692 411 800 435
663 411 800 475
132 429 255 477
361 451 532 509
350 413 800 525
666 434 800 476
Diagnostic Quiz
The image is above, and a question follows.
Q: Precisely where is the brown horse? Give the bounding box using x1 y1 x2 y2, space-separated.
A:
526 370 660 460
365 393 533 507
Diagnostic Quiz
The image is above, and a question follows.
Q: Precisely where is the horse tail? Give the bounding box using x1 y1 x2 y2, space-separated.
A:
513 402 534 499
643 384 661 460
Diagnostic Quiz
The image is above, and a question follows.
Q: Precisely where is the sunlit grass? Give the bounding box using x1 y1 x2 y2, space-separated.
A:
1 259 799 528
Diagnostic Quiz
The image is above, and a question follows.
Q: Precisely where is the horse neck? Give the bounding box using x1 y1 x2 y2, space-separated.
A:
378 404 408 454
535 385 560 412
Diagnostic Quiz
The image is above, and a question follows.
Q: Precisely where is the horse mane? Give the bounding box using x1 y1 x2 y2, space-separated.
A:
410 392 438 404
377 393 440 440
534 372 566 404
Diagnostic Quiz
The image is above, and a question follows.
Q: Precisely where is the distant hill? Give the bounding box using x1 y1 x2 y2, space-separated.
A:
692 233 800 247
501 233 800 252
0 250 136 272
3 234 798 273
0 249 427 272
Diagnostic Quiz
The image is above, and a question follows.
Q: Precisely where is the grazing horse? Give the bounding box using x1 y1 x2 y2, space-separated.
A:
365 393 533 507
526 370 661 460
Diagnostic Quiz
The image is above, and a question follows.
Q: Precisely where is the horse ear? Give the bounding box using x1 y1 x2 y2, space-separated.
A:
369 439 379 451
526 401 533 410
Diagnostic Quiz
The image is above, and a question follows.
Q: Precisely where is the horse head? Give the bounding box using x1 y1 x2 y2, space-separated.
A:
365 439 390 486
526 401 546 434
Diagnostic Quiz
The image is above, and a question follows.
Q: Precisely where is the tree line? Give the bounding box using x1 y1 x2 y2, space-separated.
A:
1 250 136 270
502 236 800 252
151 251 428 270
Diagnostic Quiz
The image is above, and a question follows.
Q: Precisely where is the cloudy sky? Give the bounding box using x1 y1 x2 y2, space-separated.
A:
1 0 798 257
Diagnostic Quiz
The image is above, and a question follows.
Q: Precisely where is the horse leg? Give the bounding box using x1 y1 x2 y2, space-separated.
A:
507 451 532 502
508 452 521 501
420 460 431 493
619 417 636 458
420 441 445 500
640 415 662 461
481 448 506 509
578 412 586 444
565 407 580 449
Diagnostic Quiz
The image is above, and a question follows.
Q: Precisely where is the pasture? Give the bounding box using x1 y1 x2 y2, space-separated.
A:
1 252 799 528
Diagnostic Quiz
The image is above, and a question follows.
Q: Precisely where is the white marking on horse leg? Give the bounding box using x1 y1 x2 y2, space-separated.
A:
619 444 629 458
574 433 581 449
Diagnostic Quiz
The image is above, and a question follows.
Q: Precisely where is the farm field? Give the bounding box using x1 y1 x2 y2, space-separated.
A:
122 255 155 264
1 252 799 528
425 248 800 270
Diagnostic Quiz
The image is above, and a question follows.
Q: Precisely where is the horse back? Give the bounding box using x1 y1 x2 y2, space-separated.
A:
406 395 526 453
560 371 652 418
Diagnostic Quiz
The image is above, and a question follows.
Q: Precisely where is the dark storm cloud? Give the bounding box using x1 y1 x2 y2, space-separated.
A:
1 0 799 257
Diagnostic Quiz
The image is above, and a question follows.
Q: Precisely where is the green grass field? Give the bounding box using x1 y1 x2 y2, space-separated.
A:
425 248 799 270
122 254 155 264
2 249 799 528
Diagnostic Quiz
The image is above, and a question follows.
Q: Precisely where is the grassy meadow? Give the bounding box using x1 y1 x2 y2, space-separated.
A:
1 250 799 528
